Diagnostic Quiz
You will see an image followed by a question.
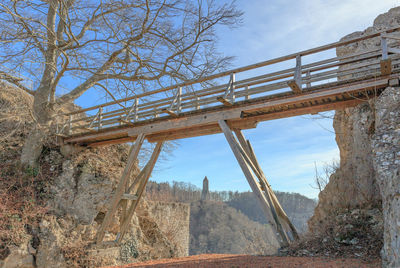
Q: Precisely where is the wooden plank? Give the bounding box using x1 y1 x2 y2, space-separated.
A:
218 120 289 246
96 134 145 244
147 120 257 142
242 98 365 121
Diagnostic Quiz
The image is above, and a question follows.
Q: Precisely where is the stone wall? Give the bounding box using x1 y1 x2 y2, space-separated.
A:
147 201 190 257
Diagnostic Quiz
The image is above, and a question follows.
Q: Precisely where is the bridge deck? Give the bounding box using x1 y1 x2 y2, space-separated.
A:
57 26 400 147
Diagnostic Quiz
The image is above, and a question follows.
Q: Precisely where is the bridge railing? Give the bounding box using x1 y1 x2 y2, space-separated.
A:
56 26 400 137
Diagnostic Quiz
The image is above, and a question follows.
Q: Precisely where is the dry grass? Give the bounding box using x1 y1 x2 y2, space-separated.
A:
286 208 383 260
0 160 51 259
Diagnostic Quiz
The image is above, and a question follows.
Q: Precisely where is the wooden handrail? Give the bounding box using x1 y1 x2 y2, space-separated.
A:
61 25 400 116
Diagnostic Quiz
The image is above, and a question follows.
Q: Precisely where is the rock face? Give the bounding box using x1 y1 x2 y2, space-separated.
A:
146 201 190 257
0 85 190 267
372 87 400 267
309 7 400 267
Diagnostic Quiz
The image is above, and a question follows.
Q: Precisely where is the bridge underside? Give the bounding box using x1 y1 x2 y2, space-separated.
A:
63 74 397 147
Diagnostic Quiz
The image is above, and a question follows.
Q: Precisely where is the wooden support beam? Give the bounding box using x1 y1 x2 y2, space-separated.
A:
218 120 289 246
287 80 302 94
233 130 299 241
162 109 178 117
217 96 234 106
117 142 163 242
96 134 145 244
244 138 299 240
381 59 392 76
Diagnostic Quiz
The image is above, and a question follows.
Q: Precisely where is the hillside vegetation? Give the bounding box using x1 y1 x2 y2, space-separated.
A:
145 180 317 255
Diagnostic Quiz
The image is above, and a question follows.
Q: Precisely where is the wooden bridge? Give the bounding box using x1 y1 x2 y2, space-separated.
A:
57 26 400 246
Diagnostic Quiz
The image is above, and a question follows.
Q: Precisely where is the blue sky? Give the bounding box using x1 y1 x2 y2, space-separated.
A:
142 0 399 199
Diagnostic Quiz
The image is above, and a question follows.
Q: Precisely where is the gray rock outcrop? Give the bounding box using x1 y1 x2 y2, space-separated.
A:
309 7 400 267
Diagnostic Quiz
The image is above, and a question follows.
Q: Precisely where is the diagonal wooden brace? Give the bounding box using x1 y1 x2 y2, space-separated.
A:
234 130 299 241
117 142 163 242
218 120 290 246
96 134 145 244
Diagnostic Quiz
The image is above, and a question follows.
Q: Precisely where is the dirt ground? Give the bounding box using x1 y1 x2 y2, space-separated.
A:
109 254 381 268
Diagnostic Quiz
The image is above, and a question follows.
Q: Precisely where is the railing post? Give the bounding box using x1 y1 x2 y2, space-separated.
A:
380 33 392 75
68 115 72 135
133 98 139 122
295 55 302 87
306 70 311 88
245 85 250 100
287 55 302 93
196 96 200 110
98 107 103 130
230 73 235 103
177 87 182 114
381 34 388 60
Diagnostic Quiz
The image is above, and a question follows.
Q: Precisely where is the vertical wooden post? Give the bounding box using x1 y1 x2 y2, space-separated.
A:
245 85 250 100
295 55 302 88
96 134 145 244
230 73 235 103
98 107 103 130
177 87 182 114
133 98 138 122
288 55 302 93
380 34 392 75
381 34 388 60
196 96 200 110
306 70 311 88
219 120 289 246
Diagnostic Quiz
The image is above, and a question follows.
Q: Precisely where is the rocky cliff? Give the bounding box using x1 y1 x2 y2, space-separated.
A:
0 85 190 267
308 7 400 267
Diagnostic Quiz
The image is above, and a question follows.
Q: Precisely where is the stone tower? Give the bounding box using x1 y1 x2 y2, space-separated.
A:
201 176 209 200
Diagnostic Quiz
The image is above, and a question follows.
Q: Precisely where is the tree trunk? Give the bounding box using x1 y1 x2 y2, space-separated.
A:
21 85 53 167
21 127 47 167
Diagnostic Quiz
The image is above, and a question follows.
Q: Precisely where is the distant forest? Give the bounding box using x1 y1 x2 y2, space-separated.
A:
145 180 317 232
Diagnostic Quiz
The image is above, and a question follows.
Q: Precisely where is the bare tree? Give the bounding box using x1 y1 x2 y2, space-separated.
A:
311 160 339 193
0 0 242 166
